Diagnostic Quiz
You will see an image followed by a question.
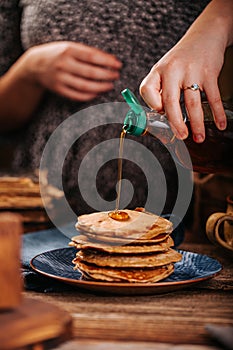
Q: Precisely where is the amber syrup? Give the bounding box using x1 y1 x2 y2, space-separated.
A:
108 129 129 221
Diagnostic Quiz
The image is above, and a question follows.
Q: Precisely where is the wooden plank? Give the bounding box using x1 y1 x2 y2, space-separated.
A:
0 297 72 349
52 340 221 350
25 288 233 345
0 213 23 309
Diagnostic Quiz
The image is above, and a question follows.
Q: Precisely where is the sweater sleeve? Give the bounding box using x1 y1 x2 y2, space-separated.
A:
0 0 23 75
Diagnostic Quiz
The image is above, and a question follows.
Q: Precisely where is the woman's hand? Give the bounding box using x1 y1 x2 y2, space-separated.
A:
0 41 122 130
140 0 233 143
140 38 226 143
23 41 122 101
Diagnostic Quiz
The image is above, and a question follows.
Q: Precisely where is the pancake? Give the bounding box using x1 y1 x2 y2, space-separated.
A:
70 234 174 253
74 248 182 268
76 261 175 283
75 210 173 239
78 231 170 244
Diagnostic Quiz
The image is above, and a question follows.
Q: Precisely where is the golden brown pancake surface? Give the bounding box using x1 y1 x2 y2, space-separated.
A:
74 248 182 268
70 234 174 253
75 209 173 239
76 261 174 283
74 232 170 244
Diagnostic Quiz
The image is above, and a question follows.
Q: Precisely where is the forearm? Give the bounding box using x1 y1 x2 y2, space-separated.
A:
0 52 45 132
182 0 233 49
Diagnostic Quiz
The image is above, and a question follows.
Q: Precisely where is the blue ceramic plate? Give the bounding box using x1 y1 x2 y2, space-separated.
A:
30 247 222 295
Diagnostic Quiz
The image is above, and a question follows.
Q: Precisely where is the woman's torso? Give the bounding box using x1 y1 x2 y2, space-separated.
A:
0 0 210 214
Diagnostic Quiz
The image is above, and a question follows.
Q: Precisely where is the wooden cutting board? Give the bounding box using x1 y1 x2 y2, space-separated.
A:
0 296 72 350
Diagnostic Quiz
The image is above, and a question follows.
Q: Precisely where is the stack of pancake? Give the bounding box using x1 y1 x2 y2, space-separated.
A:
0 174 63 231
70 209 182 283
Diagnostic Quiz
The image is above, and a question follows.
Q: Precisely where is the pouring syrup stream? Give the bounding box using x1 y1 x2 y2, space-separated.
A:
108 129 129 221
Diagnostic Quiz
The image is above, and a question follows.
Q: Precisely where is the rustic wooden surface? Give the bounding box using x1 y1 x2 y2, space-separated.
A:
24 242 233 349
0 213 23 309
0 297 72 350
52 339 221 350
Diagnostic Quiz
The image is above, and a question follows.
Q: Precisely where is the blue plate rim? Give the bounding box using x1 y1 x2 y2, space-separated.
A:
30 247 222 289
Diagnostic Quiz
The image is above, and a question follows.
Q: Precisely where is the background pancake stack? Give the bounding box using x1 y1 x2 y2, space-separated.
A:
70 209 182 283
0 173 63 232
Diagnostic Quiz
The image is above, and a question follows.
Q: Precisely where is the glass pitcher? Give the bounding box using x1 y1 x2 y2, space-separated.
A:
122 88 233 174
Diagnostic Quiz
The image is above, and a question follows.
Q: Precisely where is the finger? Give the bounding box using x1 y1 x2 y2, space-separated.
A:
203 80 227 130
57 84 98 101
184 87 205 143
161 77 188 140
64 57 120 81
70 42 122 69
58 72 114 93
139 69 163 111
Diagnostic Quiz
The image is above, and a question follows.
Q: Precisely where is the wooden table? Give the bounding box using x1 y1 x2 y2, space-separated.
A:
24 242 233 350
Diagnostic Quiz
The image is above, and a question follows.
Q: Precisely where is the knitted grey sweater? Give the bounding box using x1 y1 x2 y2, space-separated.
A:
0 0 209 214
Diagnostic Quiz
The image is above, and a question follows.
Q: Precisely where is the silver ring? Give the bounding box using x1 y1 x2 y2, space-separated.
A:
184 83 201 91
